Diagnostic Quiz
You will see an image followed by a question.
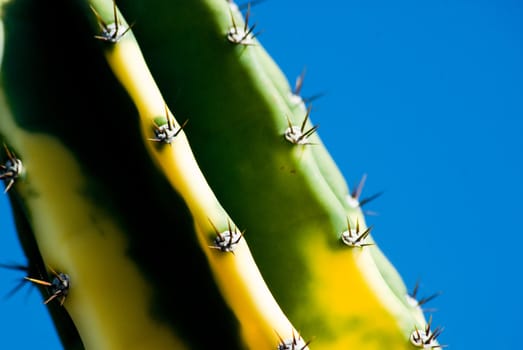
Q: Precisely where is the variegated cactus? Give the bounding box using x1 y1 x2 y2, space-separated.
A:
0 0 443 349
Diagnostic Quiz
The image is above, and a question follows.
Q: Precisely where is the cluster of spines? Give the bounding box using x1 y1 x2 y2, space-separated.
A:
0 144 23 193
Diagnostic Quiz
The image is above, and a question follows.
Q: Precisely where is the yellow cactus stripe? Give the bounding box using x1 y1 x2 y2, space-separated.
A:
0 91 189 349
214 5 426 347
87 0 300 347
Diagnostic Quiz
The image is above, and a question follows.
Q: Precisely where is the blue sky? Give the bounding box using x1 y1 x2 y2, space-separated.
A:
1 0 522 348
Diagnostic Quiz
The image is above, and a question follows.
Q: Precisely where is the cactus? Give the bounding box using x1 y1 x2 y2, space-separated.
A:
0 0 442 349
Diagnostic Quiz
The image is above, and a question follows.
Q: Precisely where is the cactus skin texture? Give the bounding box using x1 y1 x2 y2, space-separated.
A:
0 0 442 349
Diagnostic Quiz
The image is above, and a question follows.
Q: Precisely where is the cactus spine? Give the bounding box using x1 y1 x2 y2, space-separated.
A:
0 0 442 349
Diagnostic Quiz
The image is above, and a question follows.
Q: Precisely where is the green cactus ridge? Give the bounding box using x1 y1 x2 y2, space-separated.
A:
0 0 442 349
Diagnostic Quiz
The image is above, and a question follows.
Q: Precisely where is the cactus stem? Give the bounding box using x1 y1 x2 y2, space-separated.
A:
227 3 260 46
24 266 70 306
341 218 373 248
0 144 23 193
148 104 188 145
284 105 319 145
410 316 445 348
91 1 132 43
209 219 244 253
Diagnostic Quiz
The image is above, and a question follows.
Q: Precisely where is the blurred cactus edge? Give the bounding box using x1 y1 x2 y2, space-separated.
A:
0 0 443 349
